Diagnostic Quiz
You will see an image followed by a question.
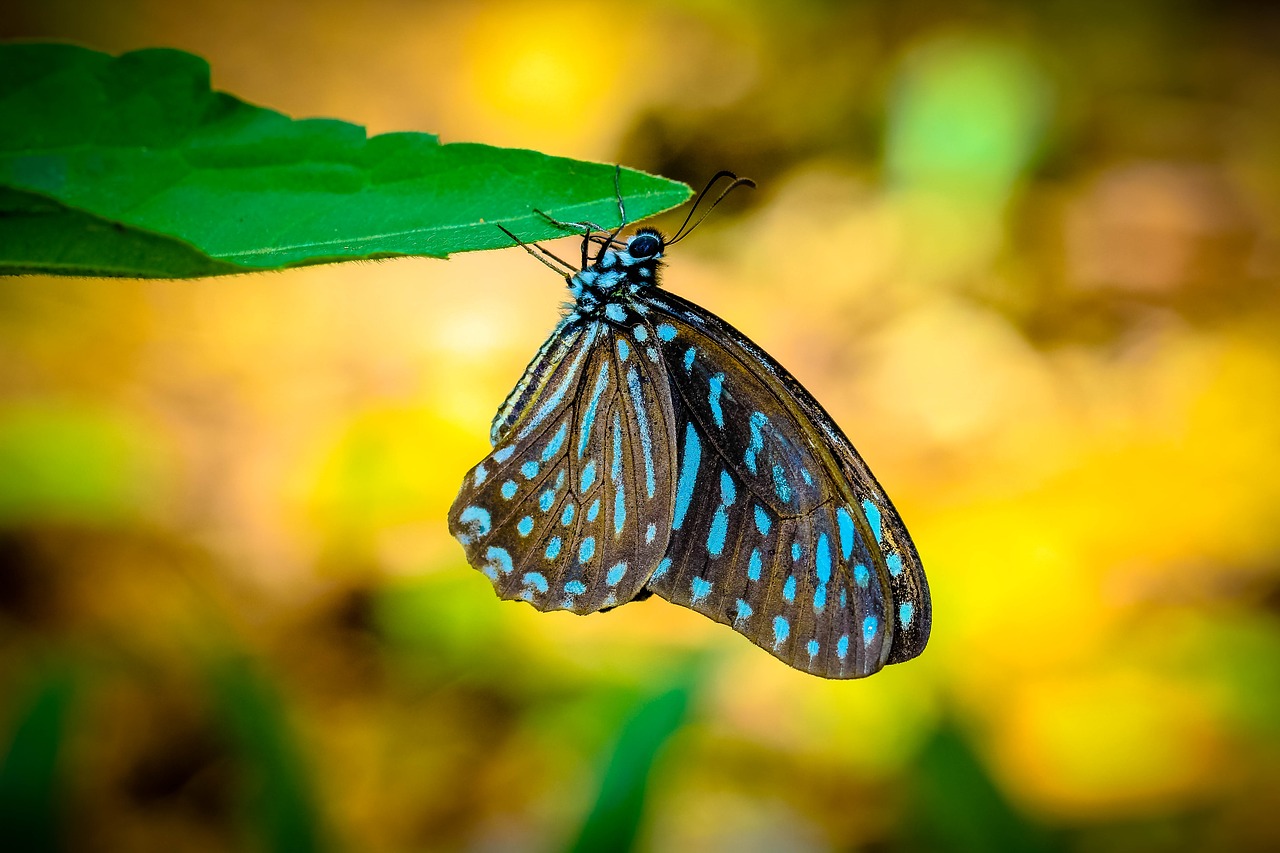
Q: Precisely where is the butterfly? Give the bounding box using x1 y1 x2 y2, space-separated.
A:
449 171 930 678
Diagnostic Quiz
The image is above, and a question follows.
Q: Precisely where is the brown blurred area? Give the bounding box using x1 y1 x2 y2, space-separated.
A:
3 1 1280 850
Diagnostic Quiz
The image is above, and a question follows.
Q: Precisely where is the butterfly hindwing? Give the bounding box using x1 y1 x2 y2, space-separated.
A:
449 313 676 613
637 291 929 676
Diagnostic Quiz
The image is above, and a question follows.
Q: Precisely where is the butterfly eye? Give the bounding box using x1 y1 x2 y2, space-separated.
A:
627 233 662 259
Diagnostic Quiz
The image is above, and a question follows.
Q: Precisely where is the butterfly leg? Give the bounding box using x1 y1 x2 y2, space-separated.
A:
534 209 610 234
494 223 575 276
604 164 628 251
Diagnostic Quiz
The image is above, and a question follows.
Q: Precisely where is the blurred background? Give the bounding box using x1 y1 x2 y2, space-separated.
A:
3 1 1280 850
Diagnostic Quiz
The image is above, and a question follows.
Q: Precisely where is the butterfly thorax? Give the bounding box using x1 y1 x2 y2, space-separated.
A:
566 228 664 317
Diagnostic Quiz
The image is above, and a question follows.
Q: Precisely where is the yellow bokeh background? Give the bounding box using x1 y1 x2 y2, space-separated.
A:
3 1 1279 850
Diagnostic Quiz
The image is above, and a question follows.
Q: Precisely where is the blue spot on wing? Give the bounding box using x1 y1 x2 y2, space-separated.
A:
672 422 702 531
744 412 767 474
707 372 726 428
707 506 729 556
545 537 562 559
836 506 854 560
815 533 831 584
541 422 567 462
625 366 656 498
501 480 517 500
691 577 712 602
783 576 796 602
523 572 548 593
899 601 914 627
773 616 790 647
610 411 623 484
753 505 771 535
459 506 491 536
719 470 736 505
607 562 627 586
579 362 610 457
657 323 676 341
579 537 596 563
887 553 904 577
614 488 627 535
772 463 792 503
486 546 513 575
862 499 883 544
748 549 762 581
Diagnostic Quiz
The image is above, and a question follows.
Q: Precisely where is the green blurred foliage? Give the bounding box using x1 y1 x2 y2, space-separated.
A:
0 670 74 853
887 36 1050 202
569 674 695 853
207 657 329 853
2 1 1280 851
0 402 162 524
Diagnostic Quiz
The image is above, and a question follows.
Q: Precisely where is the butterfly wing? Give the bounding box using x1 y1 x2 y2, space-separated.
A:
637 290 930 678
449 313 677 612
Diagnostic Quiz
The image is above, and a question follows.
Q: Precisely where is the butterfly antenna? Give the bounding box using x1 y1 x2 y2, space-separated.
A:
667 171 756 245
495 223 575 276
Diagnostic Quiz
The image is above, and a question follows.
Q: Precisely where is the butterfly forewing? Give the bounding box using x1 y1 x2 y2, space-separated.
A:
449 314 676 613
636 292 928 675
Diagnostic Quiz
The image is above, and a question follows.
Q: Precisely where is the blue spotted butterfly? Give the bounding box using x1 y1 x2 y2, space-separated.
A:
449 172 929 678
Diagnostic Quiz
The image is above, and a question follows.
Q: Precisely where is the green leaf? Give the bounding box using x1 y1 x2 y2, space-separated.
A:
0 43 692 278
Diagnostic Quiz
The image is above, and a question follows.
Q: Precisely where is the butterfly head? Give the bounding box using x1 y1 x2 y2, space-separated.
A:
568 227 666 312
622 228 664 265
591 227 665 280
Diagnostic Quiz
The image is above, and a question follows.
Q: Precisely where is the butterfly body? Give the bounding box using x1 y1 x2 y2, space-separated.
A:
450 222 929 679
